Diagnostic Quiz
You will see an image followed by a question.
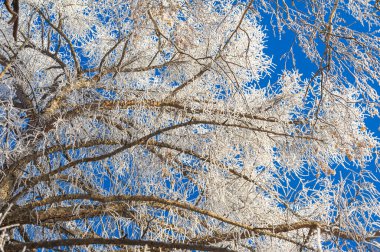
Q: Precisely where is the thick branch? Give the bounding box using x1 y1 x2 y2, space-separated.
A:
5 203 134 226
5 238 235 252
9 193 318 249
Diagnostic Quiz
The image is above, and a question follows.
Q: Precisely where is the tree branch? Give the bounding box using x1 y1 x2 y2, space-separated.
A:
5 237 235 252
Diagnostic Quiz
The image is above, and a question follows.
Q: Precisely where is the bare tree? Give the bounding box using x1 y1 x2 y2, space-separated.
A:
0 0 379 251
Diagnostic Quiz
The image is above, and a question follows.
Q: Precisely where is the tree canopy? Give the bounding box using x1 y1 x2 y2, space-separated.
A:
0 0 380 251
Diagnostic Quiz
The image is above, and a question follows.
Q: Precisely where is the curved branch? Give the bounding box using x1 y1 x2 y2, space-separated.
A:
5 203 134 226
12 192 374 248
56 99 282 125
4 0 17 17
4 237 235 252
10 193 318 250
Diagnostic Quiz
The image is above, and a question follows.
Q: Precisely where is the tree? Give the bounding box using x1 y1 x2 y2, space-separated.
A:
0 0 379 251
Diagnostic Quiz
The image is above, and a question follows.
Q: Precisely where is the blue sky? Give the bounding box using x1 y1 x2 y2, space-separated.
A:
261 10 379 138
